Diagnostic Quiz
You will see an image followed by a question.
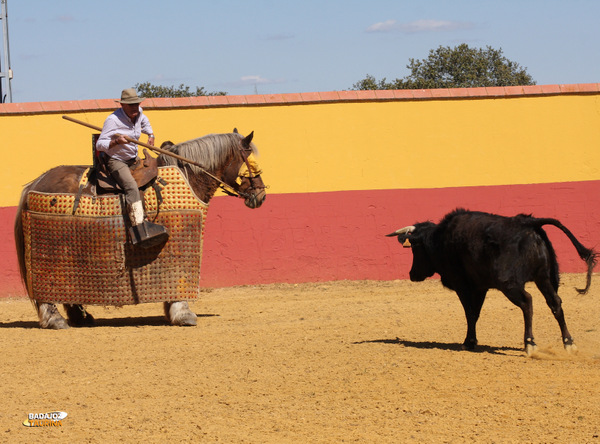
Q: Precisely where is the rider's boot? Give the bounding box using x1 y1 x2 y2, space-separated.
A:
128 200 169 248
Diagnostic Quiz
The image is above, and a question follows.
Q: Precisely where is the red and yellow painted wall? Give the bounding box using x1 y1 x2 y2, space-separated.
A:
1 84 599 295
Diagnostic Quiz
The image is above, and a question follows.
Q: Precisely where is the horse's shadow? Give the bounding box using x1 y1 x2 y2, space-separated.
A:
0 313 219 329
354 337 522 355
97 313 219 327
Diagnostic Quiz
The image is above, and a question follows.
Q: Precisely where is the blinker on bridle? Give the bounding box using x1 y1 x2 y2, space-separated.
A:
219 141 266 200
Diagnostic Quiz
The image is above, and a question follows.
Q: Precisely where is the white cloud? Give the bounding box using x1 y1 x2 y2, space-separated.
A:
367 19 475 34
366 20 399 33
224 75 285 89
240 75 272 85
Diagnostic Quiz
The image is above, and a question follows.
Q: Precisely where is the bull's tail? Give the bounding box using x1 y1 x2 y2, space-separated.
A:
534 217 598 294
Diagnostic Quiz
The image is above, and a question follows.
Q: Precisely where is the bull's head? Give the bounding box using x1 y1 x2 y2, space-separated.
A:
386 225 415 247
386 222 436 282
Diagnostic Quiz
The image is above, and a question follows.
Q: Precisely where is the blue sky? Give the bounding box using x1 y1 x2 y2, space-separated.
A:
2 0 600 103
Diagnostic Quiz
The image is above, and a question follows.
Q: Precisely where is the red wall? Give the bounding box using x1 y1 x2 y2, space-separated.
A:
4 180 598 296
200 180 600 287
0 207 22 294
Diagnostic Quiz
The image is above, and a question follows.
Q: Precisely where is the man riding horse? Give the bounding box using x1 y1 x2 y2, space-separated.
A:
96 88 168 247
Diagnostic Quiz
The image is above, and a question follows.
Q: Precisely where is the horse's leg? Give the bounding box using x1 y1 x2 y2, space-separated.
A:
36 302 69 330
64 304 95 327
163 301 197 326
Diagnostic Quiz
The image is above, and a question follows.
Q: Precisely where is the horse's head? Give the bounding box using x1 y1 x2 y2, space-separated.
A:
222 130 266 209
156 131 267 208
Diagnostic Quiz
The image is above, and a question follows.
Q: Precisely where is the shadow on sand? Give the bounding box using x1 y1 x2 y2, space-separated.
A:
354 337 522 355
0 313 219 329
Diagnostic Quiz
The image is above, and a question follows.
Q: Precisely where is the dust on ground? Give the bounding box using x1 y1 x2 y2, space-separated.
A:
1 274 599 443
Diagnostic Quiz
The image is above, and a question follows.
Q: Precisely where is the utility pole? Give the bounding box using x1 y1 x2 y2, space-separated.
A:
0 0 13 103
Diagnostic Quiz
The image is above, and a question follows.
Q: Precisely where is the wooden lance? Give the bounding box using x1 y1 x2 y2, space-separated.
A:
61 115 239 194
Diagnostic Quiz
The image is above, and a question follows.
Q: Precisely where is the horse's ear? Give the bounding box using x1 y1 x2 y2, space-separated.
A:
242 131 254 146
233 128 238 133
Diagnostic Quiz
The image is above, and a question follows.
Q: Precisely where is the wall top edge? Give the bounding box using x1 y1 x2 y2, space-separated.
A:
0 83 598 115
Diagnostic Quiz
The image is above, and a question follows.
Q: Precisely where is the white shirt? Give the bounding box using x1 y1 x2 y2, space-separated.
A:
96 107 154 161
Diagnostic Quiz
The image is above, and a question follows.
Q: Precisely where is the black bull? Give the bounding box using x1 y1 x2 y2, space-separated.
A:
387 209 597 355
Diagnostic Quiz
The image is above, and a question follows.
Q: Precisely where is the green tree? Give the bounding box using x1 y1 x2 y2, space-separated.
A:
351 74 396 91
352 44 536 90
135 82 227 98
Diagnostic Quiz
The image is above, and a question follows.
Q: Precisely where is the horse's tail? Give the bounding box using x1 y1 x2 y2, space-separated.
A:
14 182 37 308
533 217 598 294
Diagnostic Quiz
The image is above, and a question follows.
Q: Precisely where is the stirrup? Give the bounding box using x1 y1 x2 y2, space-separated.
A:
129 220 169 248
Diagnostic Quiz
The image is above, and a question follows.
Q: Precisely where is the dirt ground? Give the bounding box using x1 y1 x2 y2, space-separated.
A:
1 274 599 443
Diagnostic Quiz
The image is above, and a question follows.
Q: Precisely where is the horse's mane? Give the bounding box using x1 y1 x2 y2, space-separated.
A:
157 133 257 174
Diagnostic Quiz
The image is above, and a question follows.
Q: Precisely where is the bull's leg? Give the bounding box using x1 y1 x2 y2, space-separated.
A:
502 287 536 356
64 304 95 327
164 301 197 326
36 302 69 330
457 289 487 350
535 278 576 353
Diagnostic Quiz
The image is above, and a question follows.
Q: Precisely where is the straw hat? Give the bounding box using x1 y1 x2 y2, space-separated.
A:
117 88 144 104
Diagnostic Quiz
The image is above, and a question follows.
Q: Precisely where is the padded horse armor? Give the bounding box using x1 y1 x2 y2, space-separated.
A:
22 167 208 306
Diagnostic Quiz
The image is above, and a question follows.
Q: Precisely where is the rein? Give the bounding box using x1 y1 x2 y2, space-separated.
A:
228 142 267 196
62 115 255 199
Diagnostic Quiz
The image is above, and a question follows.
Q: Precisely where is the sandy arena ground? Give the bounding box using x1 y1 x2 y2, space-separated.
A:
1 274 599 443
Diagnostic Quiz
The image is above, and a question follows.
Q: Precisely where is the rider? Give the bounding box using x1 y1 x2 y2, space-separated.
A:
96 88 168 247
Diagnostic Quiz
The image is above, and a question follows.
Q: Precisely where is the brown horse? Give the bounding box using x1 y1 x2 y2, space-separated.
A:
14 130 266 329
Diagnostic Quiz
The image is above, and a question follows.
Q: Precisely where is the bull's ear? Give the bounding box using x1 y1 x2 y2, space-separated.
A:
233 128 238 133
402 238 412 248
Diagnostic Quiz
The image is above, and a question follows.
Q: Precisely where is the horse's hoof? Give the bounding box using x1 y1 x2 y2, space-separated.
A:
42 318 70 330
172 312 198 326
65 304 95 327
165 301 197 326
38 303 70 330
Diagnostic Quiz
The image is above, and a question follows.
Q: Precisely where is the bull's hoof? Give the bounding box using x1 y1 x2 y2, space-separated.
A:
525 338 538 357
525 343 538 357
564 338 578 354
38 303 70 330
462 339 477 351
64 304 95 327
564 343 578 354
164 301 197 326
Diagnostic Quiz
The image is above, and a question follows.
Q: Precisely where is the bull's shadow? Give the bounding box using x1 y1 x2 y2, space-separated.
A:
354 337 522 355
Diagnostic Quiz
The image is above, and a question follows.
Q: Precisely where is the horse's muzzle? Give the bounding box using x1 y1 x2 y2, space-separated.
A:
245 189 266 209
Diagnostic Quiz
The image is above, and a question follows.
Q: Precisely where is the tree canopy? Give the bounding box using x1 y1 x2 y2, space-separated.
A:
135 82 227 98
352 44 536 90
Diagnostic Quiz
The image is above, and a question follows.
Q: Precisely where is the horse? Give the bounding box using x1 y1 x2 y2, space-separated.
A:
14 130 266 329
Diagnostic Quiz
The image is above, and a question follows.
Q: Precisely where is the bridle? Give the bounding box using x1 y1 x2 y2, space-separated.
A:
218 141 267 200
177 137 266 201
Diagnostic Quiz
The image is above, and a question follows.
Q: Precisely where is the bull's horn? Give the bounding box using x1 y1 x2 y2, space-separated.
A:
385 225 415 237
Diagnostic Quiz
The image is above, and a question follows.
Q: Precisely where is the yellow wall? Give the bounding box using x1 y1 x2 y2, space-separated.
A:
1 93 600 207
